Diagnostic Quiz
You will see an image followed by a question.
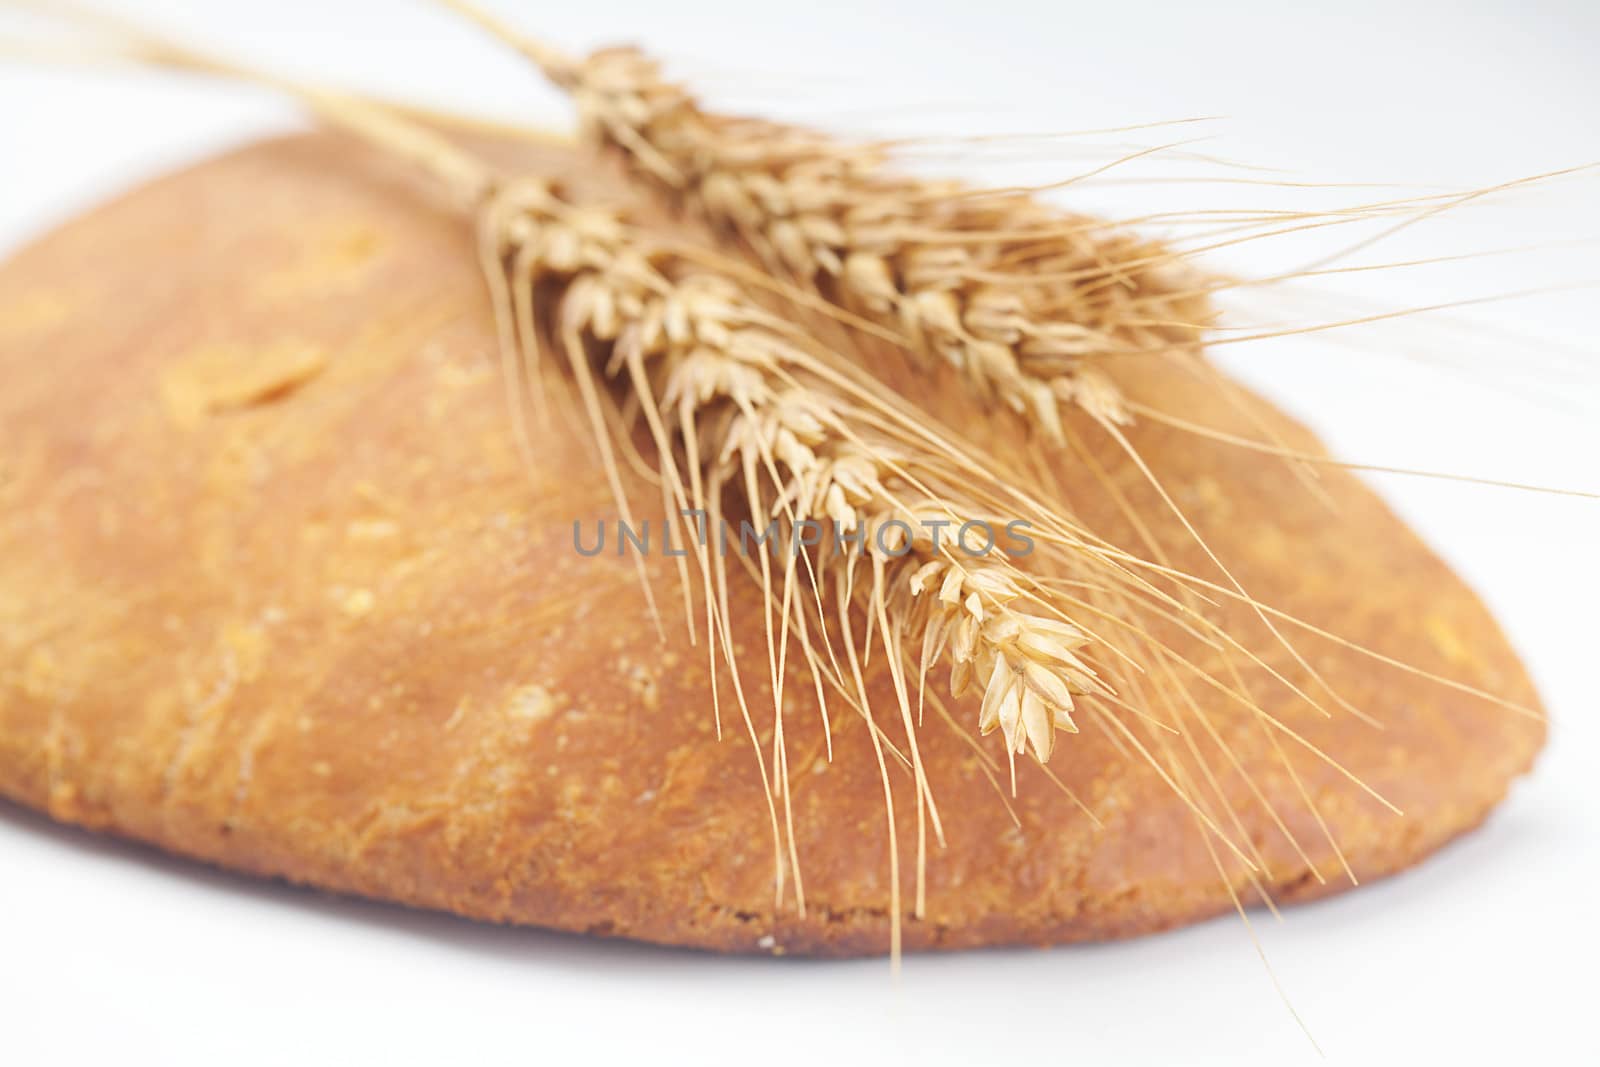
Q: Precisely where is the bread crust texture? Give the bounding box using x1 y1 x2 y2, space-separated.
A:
0 133 1544 954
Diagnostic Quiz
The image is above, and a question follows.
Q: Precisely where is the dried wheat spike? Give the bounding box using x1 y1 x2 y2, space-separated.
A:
444 3 1215 440
477 179 1106 761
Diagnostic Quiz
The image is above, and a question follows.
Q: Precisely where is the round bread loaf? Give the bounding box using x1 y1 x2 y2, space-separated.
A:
0 131 1544 954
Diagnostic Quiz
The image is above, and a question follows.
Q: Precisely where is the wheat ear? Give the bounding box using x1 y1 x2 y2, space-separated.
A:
439 0 1220 440
472 182 1108 763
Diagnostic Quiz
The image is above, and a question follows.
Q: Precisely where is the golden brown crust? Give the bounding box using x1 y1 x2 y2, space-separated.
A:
0 133 1543 954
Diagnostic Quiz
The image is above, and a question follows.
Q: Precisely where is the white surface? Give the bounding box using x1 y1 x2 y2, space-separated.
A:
2 2 1597 1064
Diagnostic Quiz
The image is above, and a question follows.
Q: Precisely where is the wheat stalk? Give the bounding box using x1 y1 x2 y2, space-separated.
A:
441 1 1217 440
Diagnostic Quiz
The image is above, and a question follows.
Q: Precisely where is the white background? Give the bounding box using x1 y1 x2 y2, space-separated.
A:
2 2 1596 1064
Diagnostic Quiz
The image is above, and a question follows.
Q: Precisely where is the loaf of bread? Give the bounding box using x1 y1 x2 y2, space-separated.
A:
0 131 1543 954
